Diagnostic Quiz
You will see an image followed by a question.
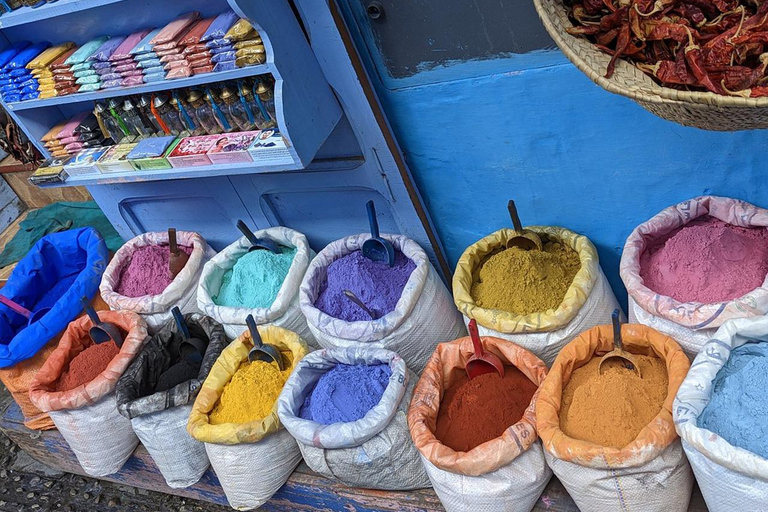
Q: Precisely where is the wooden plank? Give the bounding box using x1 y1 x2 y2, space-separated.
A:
0 155 36 175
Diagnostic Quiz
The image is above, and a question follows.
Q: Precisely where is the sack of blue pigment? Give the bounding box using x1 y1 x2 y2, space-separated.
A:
278 347 430 490
101 231 216 333
300 233 465 373
197 226 316 344
115 314 227 489
674 316 768 512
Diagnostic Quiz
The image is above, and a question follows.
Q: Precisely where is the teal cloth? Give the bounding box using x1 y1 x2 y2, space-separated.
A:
0 201 124 268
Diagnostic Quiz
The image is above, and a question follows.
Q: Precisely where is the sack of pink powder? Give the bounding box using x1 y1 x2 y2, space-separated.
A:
100 231 217 333
620 195 768 358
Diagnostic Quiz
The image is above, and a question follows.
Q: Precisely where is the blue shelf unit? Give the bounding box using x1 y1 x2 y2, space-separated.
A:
0 0 343 176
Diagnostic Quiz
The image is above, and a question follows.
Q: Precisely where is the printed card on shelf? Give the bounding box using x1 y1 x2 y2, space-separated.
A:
29 156 71 185
64 147 110 176
206 131 259 164
97 143 139 173
127 136 178 171
167 135 218 168
248 128 293 166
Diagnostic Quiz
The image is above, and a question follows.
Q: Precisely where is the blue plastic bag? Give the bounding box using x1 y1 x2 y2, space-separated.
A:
0 41 30 68
0 228 109 367
211 51 235 63
6 42 50 69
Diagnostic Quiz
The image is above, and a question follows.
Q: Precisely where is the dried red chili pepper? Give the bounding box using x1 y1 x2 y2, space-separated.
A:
684 27 726 93
607 23 632 77
643 20 701 42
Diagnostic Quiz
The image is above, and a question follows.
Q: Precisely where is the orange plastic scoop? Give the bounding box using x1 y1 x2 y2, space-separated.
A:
466 319 505 380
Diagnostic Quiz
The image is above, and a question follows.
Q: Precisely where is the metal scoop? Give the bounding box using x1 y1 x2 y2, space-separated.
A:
0 294 50 326
172 307 207 364
506 200 543 251
168 228 189 279
362 200 395 267
81 297 123 347
246 314 285 370
236 219 280 254
343 289 376 319
466 319 505 380
599 309 641 377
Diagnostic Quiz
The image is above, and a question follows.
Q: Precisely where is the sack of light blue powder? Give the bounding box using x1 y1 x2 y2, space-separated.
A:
674 316 768 512
277 346 430 490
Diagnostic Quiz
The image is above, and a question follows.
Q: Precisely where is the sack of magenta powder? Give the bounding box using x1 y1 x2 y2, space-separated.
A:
621 195 768 358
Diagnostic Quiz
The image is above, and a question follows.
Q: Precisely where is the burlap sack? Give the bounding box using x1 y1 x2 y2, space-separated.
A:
408 335 551 512
28 311 148 477
621 195 768 358
453 227 619 366
537 323 693 511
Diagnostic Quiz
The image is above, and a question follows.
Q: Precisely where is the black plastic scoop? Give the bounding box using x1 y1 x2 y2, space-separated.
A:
362 200 394 267
0 294 49 326
236 219 280 254
172 307 206 364
81 297 123 347
246 314 284 370
343 289 376 320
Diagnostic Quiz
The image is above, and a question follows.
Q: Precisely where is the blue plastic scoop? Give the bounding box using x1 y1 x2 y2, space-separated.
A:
236 219 280 254
362 201 394 267
0 294 49 326
81 297 123 347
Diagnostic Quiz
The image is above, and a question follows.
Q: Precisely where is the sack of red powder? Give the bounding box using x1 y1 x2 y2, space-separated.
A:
115 313 227 489
674 316 768 512
407 335 550 511
621 196 768 359
537 323 692 512
453 226 620 366
197 226 315 344
28 311 148 477
300 233 465 374
100 231 215 333
278 347 430 490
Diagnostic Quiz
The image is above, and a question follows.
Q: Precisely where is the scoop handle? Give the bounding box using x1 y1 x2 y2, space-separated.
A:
0 295 32 318
612 309 622 350
508 200 524 232
168 228 179 256
246 314 263 348
172 306 191 340
81 296 101 325
468 319 485 357
366 200 380 239
236 219 261 247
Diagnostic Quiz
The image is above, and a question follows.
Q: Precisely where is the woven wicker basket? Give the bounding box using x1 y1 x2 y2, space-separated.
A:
533 0 768 131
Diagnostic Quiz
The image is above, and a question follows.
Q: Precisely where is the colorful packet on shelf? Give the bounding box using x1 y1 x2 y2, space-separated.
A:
92 61 113 70
191 64 214 75
211 52 235 63
151 11 201 46
155 47 183 57
75 75 100 85
115 62 138 73
95 67 116 76
183 44 207 55
213 60 236 73
65 37 110 65
166 66 192 79
131 28 162 55
152 41 179 52
127 135 177 159
234 39 263 50
0 41 31 68
101 79 122 89
225 19 257 42
111 29 152 61
201 10 238 42
100 72 121 81
210 45 234 55
121 69 143 78
143 72 167 83
206 39 232 50
73 69 97 78
160 54 186 64
78 82 101 92
70 62 93 72
50 47 77 70
135 52 159 62
57 112 92 139
120 75 144 87
138 59 163 69
164 60 190 71
26 42 75 70
180 17 215 46
7 42 50 69
88 36 126 62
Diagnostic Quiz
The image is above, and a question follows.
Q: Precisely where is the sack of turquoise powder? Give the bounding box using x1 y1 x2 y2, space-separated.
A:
197 226 316 345
674 316 768 512
278 346 430 490
299 233 465 374
101 231 216 333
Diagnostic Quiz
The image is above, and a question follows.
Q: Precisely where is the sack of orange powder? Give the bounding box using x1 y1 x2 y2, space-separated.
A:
29 311 148 477
536 322 693 512
407 334 551 512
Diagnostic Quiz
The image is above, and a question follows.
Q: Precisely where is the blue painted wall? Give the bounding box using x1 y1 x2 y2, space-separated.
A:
344 37 767 306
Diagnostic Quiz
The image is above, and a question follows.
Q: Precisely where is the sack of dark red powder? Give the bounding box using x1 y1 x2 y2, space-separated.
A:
407 335 550 512
28 311 148 477
115 313 226 489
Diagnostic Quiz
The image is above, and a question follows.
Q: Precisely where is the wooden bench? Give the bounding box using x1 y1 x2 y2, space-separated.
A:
0 401 708 511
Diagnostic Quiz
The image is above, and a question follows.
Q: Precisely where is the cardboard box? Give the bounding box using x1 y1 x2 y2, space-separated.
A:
127 136 177 171
97 143 139 173
29 156 71 185
207 131 259 164
64 147 109 176
248 128 293 165
167 135 218 168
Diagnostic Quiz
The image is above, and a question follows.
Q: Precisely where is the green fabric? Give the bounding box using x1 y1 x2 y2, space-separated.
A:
0 201 124 268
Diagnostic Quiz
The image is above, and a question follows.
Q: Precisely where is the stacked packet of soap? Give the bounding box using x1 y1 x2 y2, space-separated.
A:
63 37 109 96
106 29 152 89
82 36 126 90
34 44 76 99
201 10 240 73
131 28 165 84
0 41 50 102
226 18 266 68
150 11 200 80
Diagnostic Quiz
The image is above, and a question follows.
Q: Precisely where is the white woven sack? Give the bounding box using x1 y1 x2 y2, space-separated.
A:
278 347 430 490
628 296 712 359
471 269 619 367
421 442 551 512
131 405 208 489
544 442 693 512
197 226 315 345
300 233 465 374
674 316 768 512
101 231 216 333
48 393 138 477
204 428 301 511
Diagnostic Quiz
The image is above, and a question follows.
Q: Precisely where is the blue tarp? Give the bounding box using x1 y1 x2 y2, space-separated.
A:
0 227 108 368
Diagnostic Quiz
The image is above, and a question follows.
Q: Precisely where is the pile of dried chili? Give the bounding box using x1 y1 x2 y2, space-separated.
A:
564 0 768 96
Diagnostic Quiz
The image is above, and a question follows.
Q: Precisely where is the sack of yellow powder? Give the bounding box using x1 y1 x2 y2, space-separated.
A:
621 196 768 359
407 335 550 512
187 324 309 510
536 322 692 512
453 226 620 366
674 316 768 512
101 231 216 333
28 311 148 477
197 226 316 345
277 347 430 490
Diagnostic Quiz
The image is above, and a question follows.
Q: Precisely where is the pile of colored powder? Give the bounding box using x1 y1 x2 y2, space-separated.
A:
299 363 391 424
560 355 668 448
116 244 193 298
640 216 768 303
698 342 768 458
214 246 297 309
471 240 580 315
56 341 120 391
209 354 293 425
434 366 538 452
314 250 416 322
156 359 201 392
